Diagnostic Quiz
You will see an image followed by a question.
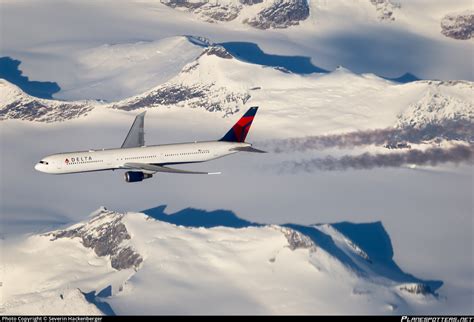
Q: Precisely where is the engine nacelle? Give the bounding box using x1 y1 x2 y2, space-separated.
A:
124 171 153 183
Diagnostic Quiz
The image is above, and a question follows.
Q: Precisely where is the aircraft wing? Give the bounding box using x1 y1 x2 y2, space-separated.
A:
122 162 221 175
121 112 146 148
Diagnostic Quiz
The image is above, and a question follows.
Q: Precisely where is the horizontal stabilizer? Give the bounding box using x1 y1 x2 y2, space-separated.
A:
123 162 221 175
231 146 267 153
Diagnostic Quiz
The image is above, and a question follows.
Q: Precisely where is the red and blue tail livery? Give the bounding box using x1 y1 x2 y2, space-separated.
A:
220 106 258 143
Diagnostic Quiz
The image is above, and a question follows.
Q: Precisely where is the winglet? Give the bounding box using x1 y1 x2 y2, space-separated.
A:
121 111 146 148
219 106 258 143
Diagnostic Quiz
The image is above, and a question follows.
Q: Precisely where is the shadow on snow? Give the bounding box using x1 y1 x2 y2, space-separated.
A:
0 56 60 99
143 204 442 293
217 41 419 83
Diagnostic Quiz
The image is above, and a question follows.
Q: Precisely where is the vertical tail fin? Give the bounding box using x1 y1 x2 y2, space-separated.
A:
219 106 258 142
121 111 146 148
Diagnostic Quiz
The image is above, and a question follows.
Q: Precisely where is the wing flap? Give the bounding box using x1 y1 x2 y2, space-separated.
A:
123 162 221 175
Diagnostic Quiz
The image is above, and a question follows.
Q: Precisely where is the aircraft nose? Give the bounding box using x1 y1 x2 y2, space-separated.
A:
34 163 42 172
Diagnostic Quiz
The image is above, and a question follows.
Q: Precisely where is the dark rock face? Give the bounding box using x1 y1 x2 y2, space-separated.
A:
195 3 241 22
245 0 310 29
163 0 308 27
162 0 206 10
0 99 93 122
279 227 316 251
399 283 432 295
200 46 233 59
369 0 401 21
116 85 207 110
162 0 241 22
240 0 263 5
112 83 249 115
46 209 143 271
441 11 474 40
111 247 144 271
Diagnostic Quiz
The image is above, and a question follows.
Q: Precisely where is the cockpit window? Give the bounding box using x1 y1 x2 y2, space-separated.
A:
39 160 49 165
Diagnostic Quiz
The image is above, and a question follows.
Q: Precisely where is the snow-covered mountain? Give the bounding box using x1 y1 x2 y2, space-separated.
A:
396 82 474 139
2 0 472 92
55 37 205 101
0 80 94 122
161 0 310 29
2 207 442 315
1 39 472 143
158 0 474 41
109 45 251 115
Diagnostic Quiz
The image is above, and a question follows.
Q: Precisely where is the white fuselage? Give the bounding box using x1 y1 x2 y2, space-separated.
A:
35 141 249 174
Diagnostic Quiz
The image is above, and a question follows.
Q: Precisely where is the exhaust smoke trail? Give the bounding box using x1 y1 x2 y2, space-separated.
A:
260 120 473 153
281 145 473 173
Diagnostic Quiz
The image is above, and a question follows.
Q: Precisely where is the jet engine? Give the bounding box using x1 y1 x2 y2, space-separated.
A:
124 171 153 183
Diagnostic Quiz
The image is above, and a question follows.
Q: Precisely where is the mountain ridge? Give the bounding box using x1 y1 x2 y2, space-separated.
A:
1 41 472 141
2 206 443 315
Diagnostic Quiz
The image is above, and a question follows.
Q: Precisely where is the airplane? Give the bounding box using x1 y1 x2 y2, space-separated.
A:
34 106 265 182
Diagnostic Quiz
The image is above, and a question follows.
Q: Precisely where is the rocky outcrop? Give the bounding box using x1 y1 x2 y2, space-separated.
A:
345 239 371 263
0 100 93 123
245 0 310 29
441 11 474 40
399 283 432 295
199 45 233 59
111 83 249 115
369 0 401 21
45 208 143 271
279 227 316 252
0 80 93 122
161 0 206 10
0 77 248 121
194 3 241 22
162 0 241 22
163 0 309 28
240 0 262 5
111 247 143 271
